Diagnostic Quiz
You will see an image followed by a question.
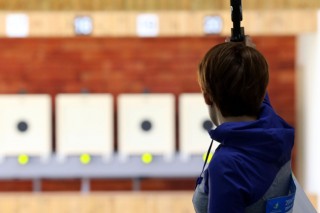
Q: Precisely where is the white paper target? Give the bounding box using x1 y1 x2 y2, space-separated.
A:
118 94 175 157
56 94 113 156
0 95 51 157
179 93 219 156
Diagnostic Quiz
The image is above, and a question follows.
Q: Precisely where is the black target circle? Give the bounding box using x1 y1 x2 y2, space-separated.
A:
17 121 29 132
202 119 213 131
141 120 152 132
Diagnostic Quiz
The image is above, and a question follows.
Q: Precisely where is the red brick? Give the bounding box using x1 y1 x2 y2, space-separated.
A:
90 179 133 191
140 178 196 191
41 179 81 192
0 180 33 192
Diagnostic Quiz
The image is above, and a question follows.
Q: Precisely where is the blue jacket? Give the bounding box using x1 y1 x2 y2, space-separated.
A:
205 95 294 212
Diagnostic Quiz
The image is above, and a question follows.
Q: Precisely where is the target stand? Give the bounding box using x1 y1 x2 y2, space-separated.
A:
118 94 175 162
0 95 52 162
56 94 114 162
179 93 219 161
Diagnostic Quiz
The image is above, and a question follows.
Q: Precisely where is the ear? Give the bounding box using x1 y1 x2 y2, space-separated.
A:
203 93 213 106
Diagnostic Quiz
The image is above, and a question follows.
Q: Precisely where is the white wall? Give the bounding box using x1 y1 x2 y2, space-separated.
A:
296 10 320 209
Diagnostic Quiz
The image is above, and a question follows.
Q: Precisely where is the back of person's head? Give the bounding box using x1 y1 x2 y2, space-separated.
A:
198 42 269 117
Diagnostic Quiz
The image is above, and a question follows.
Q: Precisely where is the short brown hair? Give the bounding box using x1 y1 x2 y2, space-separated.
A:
198 42 269 117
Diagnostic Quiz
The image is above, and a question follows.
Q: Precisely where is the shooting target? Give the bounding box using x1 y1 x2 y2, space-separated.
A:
0 95 51 157
56 94 113 156
118 94 175 157
179 93 219 157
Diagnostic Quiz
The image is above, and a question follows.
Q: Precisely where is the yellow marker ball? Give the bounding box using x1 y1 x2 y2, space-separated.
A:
141 153 153 164
202 153 213 163
18 154 29 165
80 154 91 165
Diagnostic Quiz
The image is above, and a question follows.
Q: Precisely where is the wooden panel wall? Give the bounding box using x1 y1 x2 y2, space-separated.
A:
0 36 295 191
0 192 317 212
0 0 319 10
0 192 195 213
0 11 316 37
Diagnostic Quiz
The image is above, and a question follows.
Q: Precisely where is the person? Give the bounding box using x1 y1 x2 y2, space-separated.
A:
192 36 295 213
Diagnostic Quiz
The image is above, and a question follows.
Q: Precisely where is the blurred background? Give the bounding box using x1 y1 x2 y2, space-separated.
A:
0 0 319 212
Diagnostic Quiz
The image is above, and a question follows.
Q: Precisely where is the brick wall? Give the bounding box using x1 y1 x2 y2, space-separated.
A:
0 36 295 191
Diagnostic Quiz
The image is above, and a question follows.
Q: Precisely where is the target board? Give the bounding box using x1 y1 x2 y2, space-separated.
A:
118 94 175 158
179 93 219 157
0 95 51 157
56 94 114 157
